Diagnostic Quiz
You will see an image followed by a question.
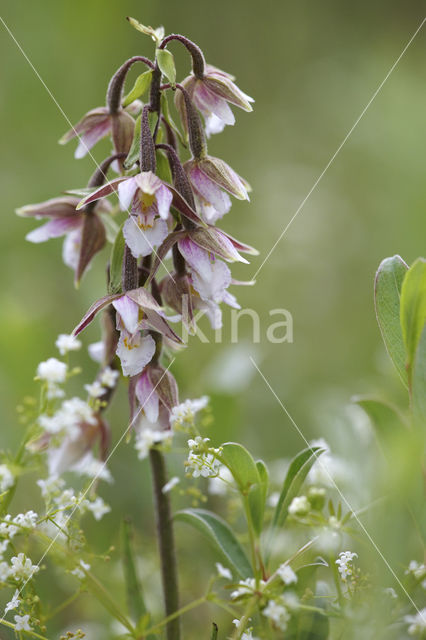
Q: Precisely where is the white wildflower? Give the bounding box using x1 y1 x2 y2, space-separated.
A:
0 465 14 493
262 599 290 631
288 495 310 516
162 477 180 494
13 510 38 530
4 589 20 614
405 609 426 637
87 497 110 521
37 358 67 383
277 564 298 585
170 396 209 427
71 452 113 483
14 614 32 632
37 476 65 500
216 562 232 580
0 515 18 538
100 367 119 388
232 619 257 640
231 577 264 600
88 341 105 363
406 560 426 582
84 381 105 398
10 553 39 581
71 559 91 579
0 540 9 558
134 429 172 460
335 551 358 581
55 333 81 356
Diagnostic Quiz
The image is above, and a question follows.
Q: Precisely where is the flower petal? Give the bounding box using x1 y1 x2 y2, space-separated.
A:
26 216 82 243
135 371 159 422
16 196 79 219
178 237 213 282
112 295 140 334
194 83 235 125
116 333 156 377
191 259 231 302
155 184 173 220
123 217 169 258
118 176 138 211
74 117 112 159
188 166 231 215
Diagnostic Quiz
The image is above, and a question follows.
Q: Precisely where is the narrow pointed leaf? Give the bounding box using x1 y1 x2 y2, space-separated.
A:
123 70 153 107
400 258 426 385
121 518 147 622
175 508 252 578
273 447 324 529
156 49 176 84
412 324 426 425
374 255 408 386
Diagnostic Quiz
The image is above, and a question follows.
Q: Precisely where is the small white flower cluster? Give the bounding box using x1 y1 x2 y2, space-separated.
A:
37 357 67 399
170 396 209 428
0 511 38 539
185 437 221 479
84 367 119 398
4 589 20 614
277 563 298 585
134 428 172 460
336 551 358 582
39 396 96 438
288 495 310 517
232 619 259 640
262 598 291 631
71 559 91 580
406 560 426 589
0 464 14 493
405 609 426 637
0 553 40 584
231 577 266 600
55 333 82 356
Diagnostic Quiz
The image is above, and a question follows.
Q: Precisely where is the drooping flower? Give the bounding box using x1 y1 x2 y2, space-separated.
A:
176 64 253 136
185 155 249 223
73 288 181 377
16 196 110 283
59 102 140 159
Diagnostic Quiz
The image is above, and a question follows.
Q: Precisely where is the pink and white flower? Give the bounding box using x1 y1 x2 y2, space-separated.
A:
176 64 253 136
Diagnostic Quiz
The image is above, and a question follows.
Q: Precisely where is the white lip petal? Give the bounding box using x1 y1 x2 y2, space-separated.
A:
116 333 156 377
123 217 168 258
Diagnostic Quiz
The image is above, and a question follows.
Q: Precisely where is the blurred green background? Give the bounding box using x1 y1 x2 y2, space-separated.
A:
0 0 425 636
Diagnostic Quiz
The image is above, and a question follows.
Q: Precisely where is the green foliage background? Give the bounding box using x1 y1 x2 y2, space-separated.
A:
0 0 425 636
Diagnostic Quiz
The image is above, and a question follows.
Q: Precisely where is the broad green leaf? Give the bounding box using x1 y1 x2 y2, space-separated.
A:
374 255 408 386
354 396 407 444
124 114 141 170
156 49 176 84
221 442 264 535
123 70 153 107
272 447 324 529
108 222 125 295
412 324 426 425
175 508 252 578
121 519 146 624
400 258 426 384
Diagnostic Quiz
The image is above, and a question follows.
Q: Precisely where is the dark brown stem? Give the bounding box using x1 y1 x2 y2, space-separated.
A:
122 245 138 292
149 449 181 640
140 105 156 172
175 84 206 159
159 34 205 79
107 56 155 114
156 143 196 209
87 153 127 189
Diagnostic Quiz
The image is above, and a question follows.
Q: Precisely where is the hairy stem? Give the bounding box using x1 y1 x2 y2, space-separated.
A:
149 448 181 640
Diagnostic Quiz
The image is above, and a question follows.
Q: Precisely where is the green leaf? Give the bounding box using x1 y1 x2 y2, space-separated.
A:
85 570 134 633
156 49 176 84
272 447 324 529
175 508 252 578
156 149 172 184
221 442 264 535
160 92 187 148
354 396 406 439
412 324 426 425
256 459 269 509
374 255 408 386
123 70 153 107
108 222 125 295
121 518 147 623
210 623 218 640
124 114 141 170
400 258 426 385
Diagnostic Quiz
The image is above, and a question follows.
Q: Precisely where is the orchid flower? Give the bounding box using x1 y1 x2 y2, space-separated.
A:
176 64 253 136
73 287 182 377
16 196 110 283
